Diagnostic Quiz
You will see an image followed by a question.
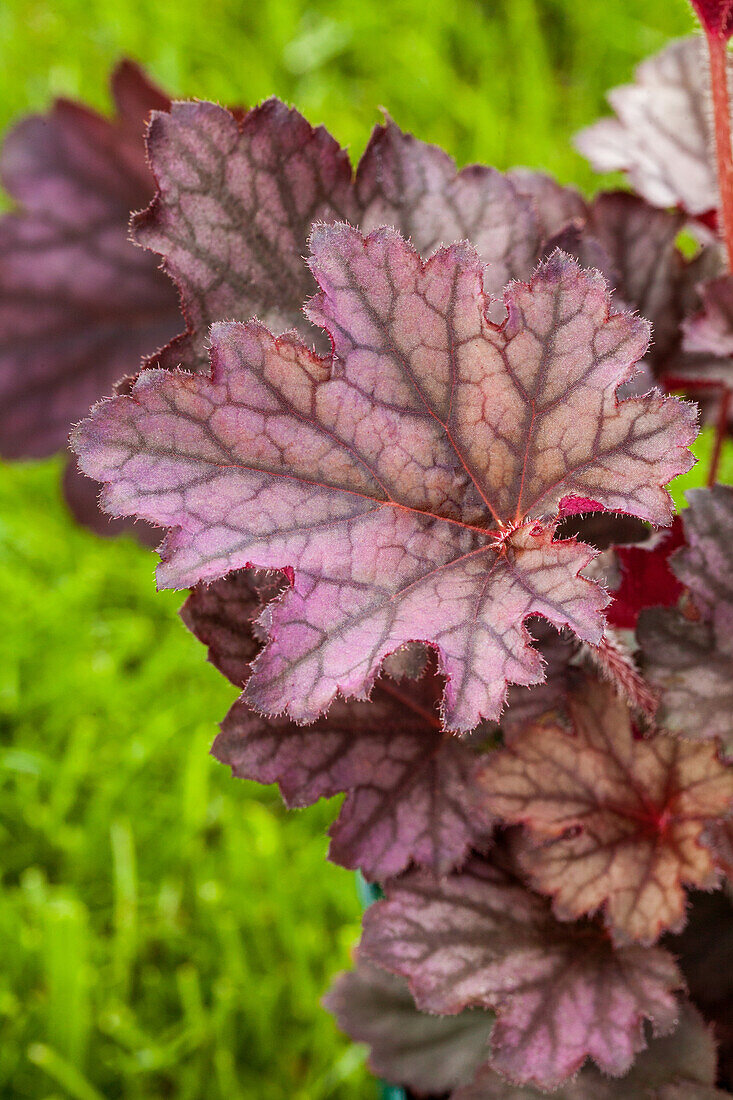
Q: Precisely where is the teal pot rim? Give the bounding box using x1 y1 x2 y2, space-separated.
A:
356 874 409 1100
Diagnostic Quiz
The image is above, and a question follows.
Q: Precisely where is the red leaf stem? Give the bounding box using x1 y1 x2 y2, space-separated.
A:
705 30 733 269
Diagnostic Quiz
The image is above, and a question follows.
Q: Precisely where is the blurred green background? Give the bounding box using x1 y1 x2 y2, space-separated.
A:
0 1 715 1098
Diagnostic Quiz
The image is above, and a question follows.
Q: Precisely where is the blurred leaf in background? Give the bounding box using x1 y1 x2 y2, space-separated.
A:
0 1 716 1098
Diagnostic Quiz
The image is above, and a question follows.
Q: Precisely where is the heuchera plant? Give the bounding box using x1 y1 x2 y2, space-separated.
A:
4 1 733 1093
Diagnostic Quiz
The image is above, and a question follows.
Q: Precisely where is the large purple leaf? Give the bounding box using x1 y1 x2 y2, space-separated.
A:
214 660 494 878
575 38 721 217
359 853 683 1088
638 486 733 758
0 60 181 460
72 229 696 731
479 676 733 945
324 954 493 1094
452 1001 719 1099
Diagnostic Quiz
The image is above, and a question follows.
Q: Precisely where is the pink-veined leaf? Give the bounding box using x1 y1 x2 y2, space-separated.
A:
575 38 722 217
72 228 696 731
0 60 180 461
479 676 733 945
180 570 287 687
452 1001 718 1099
213 658 494 878
638 486 733 758
323 953 493 1094
359 852 683 1089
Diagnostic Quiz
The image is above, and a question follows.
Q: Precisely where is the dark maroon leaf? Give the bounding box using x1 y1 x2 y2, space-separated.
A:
583 194 721 377
180 570 287 687
324 954 492 1095
670 888 733 1090
639 486 733 758
134 98 358 370
683 275 733 358
356 119 543 293
360 853 683 1088
214 661 494 879
0 60 181 459
506 169 587 239
500 622 577 738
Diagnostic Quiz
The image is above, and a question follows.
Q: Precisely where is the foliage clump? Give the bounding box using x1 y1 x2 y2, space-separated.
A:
4 6 733 1095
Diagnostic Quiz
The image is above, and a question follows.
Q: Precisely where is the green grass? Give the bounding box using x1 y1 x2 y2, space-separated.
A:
0 1 724 1098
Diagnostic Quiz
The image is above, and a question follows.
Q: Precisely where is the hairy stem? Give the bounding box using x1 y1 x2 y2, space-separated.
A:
586 633 659 721
706 29 733 269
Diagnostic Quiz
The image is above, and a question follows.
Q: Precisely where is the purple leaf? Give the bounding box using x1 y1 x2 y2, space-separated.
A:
638 486 733 758
500 622 577 738
359 853 683 1088
180 570 287 687
214 660 494 878
133 103 575 378
72 229 696 730
133 99 358 370
479 676 733 945
575 38 721 217
0 60 181 459
506 169 587 239
356 118 543 293
323 953 493 1094
582 193 722 377
683 274 733 358
452 1001 718 1099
